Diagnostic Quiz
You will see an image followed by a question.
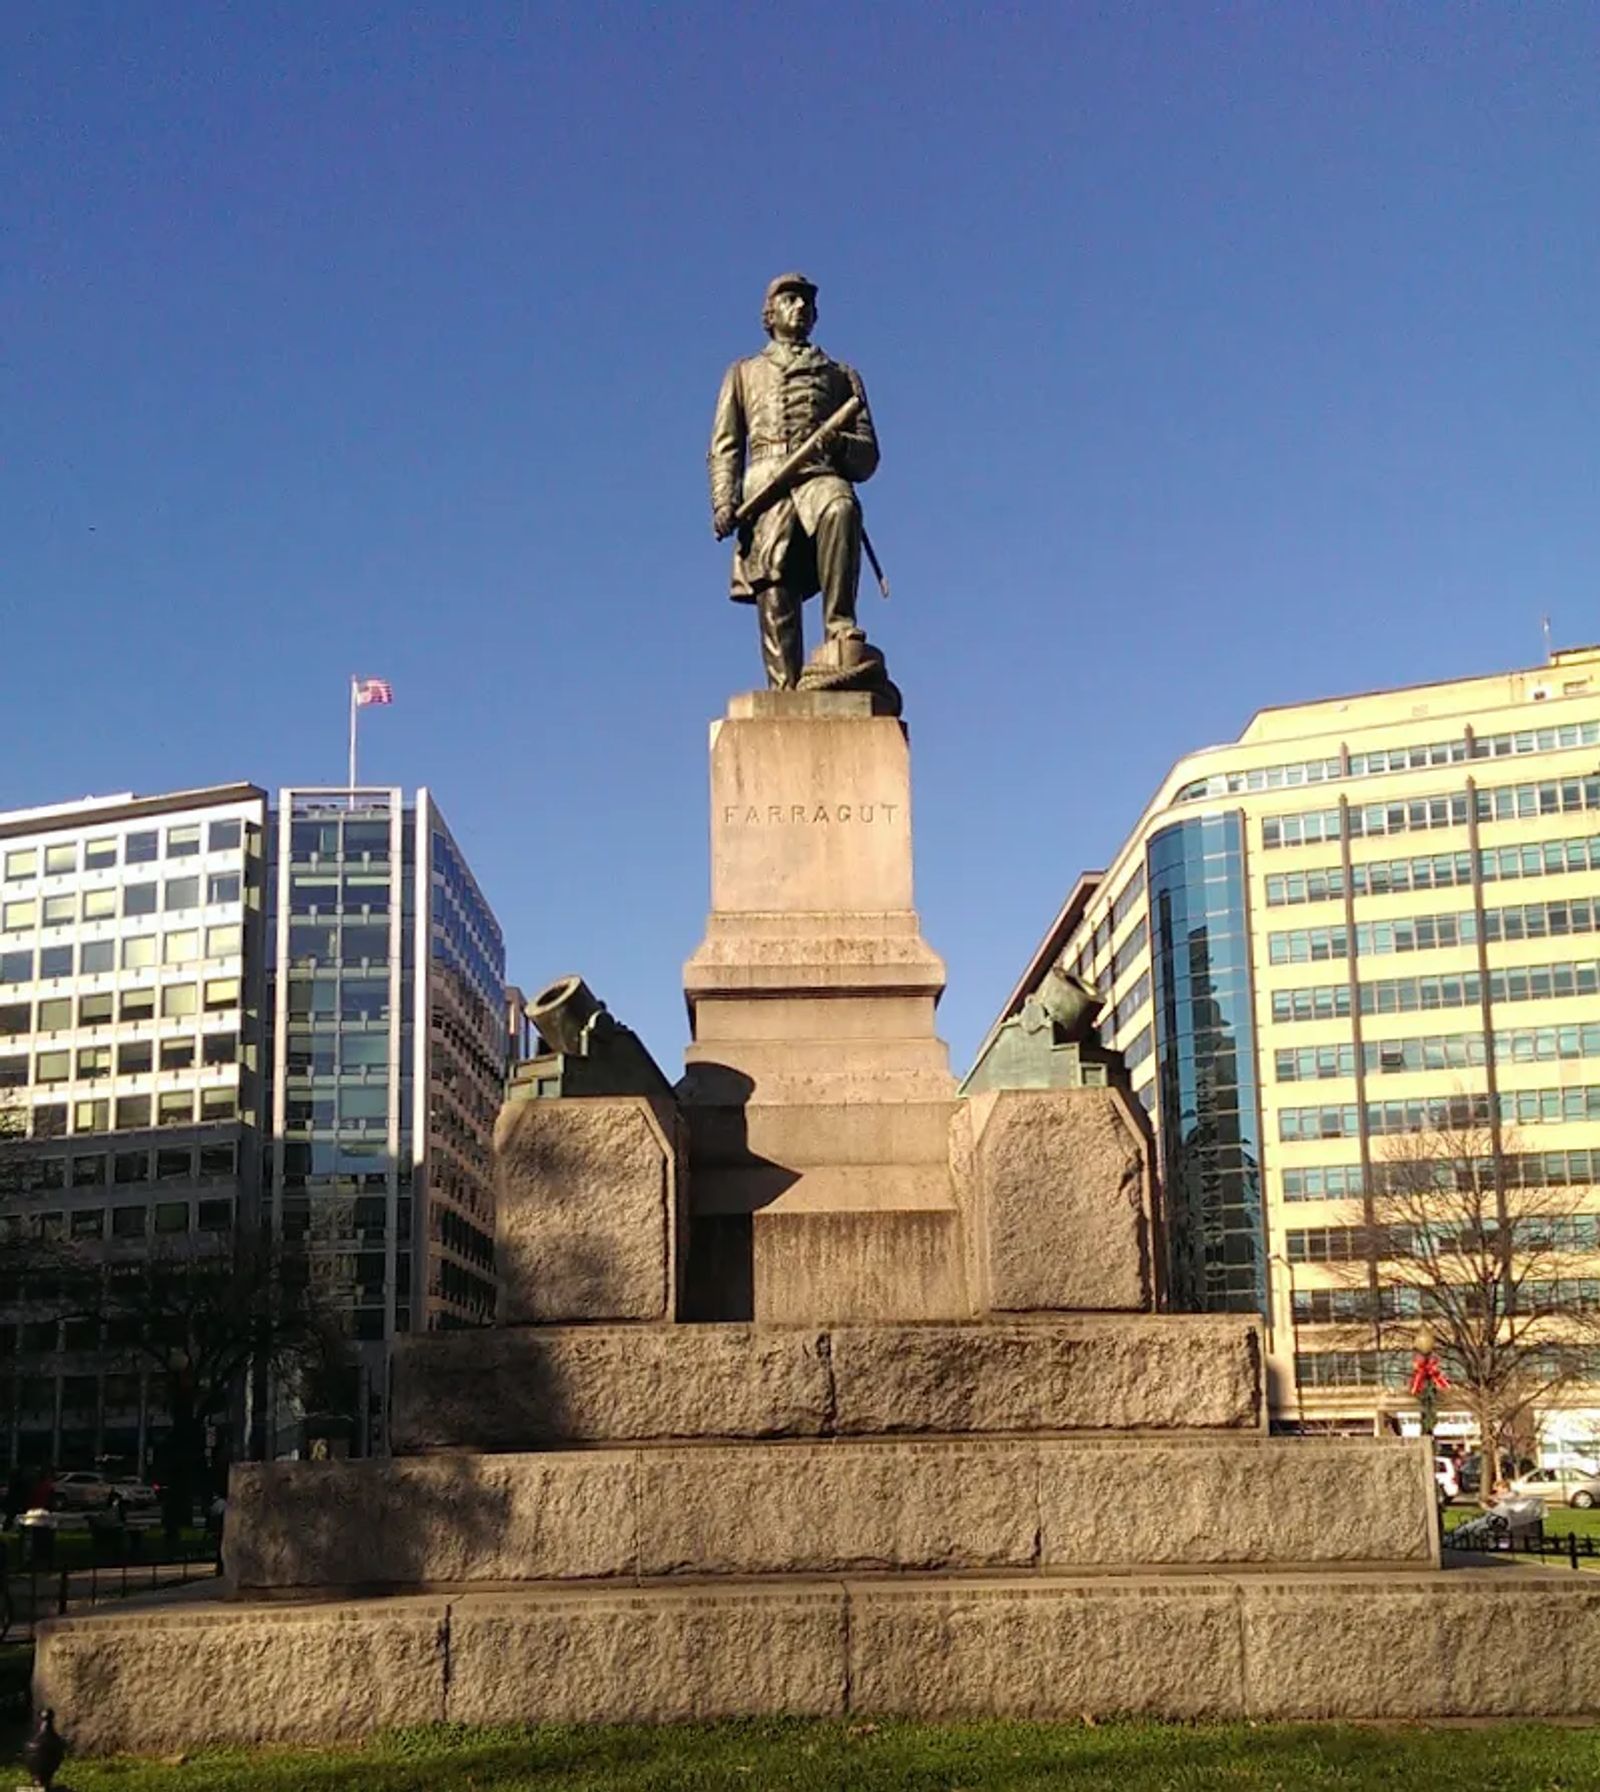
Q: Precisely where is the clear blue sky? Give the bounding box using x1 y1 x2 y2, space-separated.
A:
4 4 1597 1069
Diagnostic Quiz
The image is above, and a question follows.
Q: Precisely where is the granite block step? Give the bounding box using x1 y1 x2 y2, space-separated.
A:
224 1433 1437 1593
390 1315 1267 1452
36 1564 1600 1754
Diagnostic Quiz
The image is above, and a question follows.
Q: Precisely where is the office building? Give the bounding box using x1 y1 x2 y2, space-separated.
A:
0 781 506 1470
985 645 1600 1435
265 788 503 1455
0 786 269 1471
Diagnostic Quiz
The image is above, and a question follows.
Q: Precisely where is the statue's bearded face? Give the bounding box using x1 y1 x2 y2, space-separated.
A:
767 290 816 343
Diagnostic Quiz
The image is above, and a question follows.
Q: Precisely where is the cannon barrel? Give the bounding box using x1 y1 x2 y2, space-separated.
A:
526 975 604 1056
1036 968 1103 1043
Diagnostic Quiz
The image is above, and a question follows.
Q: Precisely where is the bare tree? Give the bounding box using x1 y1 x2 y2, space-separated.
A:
30 1231 346 1533
0 1091 25 1197
1338 1118 1600 1491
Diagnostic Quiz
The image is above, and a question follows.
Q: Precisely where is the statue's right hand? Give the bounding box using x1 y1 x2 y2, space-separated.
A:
712 506 737 541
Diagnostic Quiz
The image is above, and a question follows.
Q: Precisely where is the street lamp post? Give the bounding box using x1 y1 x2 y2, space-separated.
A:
1409 1321 1449 1439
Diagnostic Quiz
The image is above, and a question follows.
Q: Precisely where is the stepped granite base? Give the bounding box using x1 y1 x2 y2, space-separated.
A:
36 1564 1600 1754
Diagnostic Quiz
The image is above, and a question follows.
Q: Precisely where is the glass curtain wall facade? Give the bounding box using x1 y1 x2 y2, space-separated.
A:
267 789 502 1456
985 645 1600 1437
0 787 268 1472
1148 817 1264 1313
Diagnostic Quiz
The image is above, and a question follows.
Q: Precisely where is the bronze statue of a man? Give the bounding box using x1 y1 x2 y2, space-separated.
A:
708 273 880 690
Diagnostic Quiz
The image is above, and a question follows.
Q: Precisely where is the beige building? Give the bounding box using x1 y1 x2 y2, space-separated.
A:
985 645 1600 1443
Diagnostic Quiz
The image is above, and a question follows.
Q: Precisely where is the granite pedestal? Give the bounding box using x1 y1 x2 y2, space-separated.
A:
35 691 1585 1752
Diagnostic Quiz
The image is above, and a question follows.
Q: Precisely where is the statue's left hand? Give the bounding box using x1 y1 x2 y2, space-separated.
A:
712 506 737 541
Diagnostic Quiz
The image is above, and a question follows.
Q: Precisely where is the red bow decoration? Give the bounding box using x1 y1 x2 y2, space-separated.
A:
1409 1353 1450 1396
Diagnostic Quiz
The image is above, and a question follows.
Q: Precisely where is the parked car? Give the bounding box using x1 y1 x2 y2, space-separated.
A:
1506 1465 1600 1507
50 1470 117 1512
107 1477 158 1511
1434 1456 1460 1501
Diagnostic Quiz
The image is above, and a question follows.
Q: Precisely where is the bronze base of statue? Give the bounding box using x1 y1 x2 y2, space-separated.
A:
796 630 901 717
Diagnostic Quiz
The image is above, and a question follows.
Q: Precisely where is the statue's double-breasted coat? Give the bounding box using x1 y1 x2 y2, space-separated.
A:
708 340 879 604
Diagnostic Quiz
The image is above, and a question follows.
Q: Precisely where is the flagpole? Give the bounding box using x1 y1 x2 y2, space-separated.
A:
348 678 358 791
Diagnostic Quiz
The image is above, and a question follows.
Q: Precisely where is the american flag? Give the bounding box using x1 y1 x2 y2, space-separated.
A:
353 678 394 707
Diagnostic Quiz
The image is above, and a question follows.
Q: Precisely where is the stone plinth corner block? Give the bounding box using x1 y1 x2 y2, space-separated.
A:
495 1093 682 1323
954 1086 1158 1314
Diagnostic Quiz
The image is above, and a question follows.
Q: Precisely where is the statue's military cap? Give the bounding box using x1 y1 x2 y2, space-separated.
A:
764 271 818 303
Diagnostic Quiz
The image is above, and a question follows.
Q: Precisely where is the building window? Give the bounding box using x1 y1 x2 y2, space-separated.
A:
207 872 241 905
38 945 73 979
76 1046 112 1080
4 849 38 881
81 889 116 921
32 1105 67 1139
166 826 201 858
341 924 389 966
125 831 158 865
80 940 114 974
84 837 117 869
203 977 239 1013
205 924 242 958
119 987 155 1022
43 843 76 875
199 1088 236 1122
161 984 197 1019
155 1147 192 1180
114 1095 151 1130
111 1205 147 1238
3 900 37 931
121 936 156 970
36 997 70 1030
41 895 74 926
202 1032 237 1067
123 883 157 918
163 930 199 965
154 1202 189 1234
0 1002 27 1036
157 1091 194 1127
34 1051 69 1084
113 1151 148 1184
164 876 200 912
0 950 33 985
68 1211 104 1242
159 1038 195 1072
289 923 337 965
72 1099 109 1132
77 993 114 1027
70 1154 103 1188
197 1198 233 1230
199 1142 236 1177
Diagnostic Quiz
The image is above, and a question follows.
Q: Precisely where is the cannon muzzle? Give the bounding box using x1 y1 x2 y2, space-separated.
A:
526 975 604 1056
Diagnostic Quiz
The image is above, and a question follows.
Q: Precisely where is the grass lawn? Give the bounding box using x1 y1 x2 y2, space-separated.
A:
3 1717 1599 1791
1444 1501 1600 1539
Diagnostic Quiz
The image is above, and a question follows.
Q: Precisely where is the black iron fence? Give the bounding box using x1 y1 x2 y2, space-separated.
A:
1444 1522 1599 1570
1 1529 224 1646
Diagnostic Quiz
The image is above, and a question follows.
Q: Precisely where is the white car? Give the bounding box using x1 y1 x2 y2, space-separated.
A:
1434 1456 1460 1501
1507 1465 1600 1507
51 1470 117 1511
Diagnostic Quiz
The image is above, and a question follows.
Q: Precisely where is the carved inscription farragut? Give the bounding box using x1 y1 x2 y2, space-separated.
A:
723 802 899 826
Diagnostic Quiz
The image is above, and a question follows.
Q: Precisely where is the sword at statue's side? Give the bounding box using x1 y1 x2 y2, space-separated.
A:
861 528 890 601
730 393 892 598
